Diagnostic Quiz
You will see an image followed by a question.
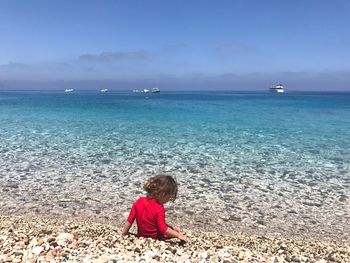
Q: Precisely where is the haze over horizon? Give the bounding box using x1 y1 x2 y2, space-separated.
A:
1 0 350 91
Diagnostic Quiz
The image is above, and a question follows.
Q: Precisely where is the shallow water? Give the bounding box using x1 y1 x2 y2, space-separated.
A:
0 90 349 239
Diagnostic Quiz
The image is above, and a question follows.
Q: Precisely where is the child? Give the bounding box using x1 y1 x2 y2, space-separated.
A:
122 175 188 243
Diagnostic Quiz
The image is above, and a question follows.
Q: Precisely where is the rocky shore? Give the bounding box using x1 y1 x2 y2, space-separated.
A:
0 216 349 263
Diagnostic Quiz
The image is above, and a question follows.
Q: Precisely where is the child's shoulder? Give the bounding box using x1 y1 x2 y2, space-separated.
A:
134 196 160 205
134 196 147 204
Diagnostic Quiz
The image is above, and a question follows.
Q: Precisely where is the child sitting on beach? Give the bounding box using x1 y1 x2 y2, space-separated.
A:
122 175 188 243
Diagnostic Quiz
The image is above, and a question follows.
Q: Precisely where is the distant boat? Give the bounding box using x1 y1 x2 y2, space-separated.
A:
270 84 284 93
100 89 108 93
132 88 157 93
64 89 74 93
151 87 160 93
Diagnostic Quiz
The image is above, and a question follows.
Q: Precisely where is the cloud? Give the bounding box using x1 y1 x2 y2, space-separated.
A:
0 62 30 70
216 42 261 54
219 73 240 79
78 50 156 62
2 70 350 91
1 56 350 91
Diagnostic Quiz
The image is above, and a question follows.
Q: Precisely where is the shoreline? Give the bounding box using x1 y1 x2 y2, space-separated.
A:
1 208 349 243
1 215 349 262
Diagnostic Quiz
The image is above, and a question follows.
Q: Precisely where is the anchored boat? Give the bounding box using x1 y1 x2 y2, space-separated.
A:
151 87 160 93
270 84 284 93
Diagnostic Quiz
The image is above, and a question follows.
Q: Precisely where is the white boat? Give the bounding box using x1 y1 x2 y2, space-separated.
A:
64 89 74 93
141 89 149 93
100 89 108 93
151 87 160 93
270 84 284 93
132 89 140 93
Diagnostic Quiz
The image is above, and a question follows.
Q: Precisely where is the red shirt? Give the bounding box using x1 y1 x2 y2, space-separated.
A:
127 197 168 239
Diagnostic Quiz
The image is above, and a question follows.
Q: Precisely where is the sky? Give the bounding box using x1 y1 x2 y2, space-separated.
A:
0 0 350 90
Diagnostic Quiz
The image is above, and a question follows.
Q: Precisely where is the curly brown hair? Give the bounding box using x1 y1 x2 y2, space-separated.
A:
144 175 178 201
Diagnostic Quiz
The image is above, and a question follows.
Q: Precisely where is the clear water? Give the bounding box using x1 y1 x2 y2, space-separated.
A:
0 90 349 239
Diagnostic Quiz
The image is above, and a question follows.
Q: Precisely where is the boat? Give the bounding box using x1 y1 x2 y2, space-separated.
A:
64 89 74 93
100 89 108 93
140 89 149 93
151 87 160 93
270 84 284 93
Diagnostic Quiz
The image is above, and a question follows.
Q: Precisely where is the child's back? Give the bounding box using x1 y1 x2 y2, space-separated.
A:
128 197 168 239
122 175 188 242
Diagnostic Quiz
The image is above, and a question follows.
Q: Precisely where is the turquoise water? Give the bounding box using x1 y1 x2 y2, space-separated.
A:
0 90 349 238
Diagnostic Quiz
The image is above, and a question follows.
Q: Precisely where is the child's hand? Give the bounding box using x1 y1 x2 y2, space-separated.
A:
177 232 188 243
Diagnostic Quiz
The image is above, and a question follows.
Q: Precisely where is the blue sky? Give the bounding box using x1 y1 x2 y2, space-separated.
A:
1 0 350 90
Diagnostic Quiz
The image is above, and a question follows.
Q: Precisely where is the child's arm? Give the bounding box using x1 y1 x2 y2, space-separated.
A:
122 202 136 235
122 220 132 235
157 206 188 242
164 227 188 242
167 224 181 233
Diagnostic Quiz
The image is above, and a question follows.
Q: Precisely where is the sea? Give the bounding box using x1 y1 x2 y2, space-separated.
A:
0 90 349 239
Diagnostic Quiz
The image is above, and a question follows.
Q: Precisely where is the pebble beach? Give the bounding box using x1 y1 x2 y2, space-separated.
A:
3 0 350 260
1 91 350 262
1 216 350 263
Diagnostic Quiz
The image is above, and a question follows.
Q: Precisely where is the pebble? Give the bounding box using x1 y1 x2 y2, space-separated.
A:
0 215 349 263
57 232 74 243
31 245 44 255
